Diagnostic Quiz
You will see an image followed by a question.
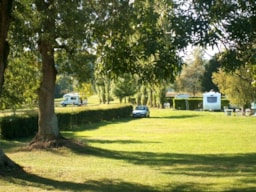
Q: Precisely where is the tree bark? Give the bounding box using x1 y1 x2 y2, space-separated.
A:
0 0 12 91
30 40 61 146
0 149 21 170
0 0 22 170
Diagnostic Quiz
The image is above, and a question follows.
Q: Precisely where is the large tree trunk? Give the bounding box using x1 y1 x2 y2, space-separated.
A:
0 149 21 170
0 0 22 170
0 0 12 91
30 40 62 147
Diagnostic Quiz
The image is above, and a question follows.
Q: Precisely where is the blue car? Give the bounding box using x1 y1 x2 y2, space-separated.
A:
132 105 150 118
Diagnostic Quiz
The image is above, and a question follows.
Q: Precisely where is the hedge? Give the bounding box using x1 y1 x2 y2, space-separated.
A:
173 98 230 110
0 115 38 140
0 105 133 140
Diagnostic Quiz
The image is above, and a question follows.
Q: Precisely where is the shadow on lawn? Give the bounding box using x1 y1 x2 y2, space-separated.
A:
69 143 256 191
1 171 159 192
2 140 256 192
82 145 256 177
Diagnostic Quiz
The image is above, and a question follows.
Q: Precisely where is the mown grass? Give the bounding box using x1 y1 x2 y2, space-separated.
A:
1 109 256 192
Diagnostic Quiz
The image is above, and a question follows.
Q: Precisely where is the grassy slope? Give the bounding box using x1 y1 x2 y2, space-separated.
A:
1 109 256 192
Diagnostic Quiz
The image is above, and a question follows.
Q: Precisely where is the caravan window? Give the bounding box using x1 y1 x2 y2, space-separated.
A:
207 96 217 103
70 97 76 100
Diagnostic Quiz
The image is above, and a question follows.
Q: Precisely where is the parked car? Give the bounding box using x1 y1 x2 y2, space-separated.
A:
132 105 150 118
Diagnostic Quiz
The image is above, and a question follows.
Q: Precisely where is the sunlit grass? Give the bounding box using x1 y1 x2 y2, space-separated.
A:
1 109 256 192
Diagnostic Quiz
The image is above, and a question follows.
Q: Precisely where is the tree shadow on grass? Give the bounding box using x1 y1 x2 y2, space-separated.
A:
65 141 256 191
1 170 159 192
61 140 256 176
84 145 256 174
2 139 256 192
40 139 256 180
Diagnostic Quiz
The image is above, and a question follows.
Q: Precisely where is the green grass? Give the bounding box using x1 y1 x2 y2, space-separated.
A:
1 109 256 191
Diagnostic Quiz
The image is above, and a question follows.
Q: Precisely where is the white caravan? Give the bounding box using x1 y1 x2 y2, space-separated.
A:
61 93 82 107
203 91 221 111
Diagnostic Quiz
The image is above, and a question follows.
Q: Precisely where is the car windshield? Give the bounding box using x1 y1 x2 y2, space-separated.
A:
136 106 146 110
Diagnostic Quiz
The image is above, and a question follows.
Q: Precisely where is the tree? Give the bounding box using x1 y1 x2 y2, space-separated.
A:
212 66 256 109
201 56 220 92
112 73 137 103
172 1 256 72
0 51 39 112
0 0 12 91
91 0 184 110
94 0 182 85
74 82 94 101
175 47 205 96
94 72 112 104
151 82 168 108
11 1 94 146
0 0 21 170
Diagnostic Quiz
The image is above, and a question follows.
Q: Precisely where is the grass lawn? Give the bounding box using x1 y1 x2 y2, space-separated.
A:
1 109 256 191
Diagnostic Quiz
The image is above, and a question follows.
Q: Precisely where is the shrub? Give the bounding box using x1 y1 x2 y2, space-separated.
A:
173 98 230 110
0 115 38 139
0 105 133 139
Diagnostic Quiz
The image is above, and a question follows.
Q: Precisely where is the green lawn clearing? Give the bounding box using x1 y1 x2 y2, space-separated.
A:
1 109 256 191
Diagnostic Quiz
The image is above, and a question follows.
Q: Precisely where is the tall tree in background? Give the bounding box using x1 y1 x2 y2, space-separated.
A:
212 66 256 109
112 73 137 103
201 56 220 92
175 47 205 96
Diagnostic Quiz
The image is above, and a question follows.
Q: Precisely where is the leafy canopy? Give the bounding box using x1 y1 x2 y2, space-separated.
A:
172 0 256 71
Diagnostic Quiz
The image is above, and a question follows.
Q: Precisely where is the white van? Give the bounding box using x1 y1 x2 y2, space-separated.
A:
61 93 82 107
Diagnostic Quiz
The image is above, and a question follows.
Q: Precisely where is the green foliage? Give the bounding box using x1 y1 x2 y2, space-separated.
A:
201 57 220 92
175 47 205 96
55 75 74 96
221 99 230 109
0 105 133 139
94 0 183 84
1 115 38 140
172 1 256 72
173 98 200 110
0 52 40 109
154 84 167 108
58 105 133 130
95 73 112 104
112 73 137 103
212 67 256 108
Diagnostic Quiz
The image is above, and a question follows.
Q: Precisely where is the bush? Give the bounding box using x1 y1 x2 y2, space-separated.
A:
173 98 230 110
0 105 133 139
173 98 202 110
221 99 230 109
173 99 187 110
0 115 38 139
